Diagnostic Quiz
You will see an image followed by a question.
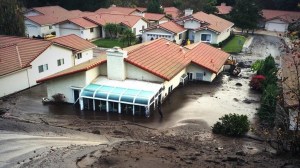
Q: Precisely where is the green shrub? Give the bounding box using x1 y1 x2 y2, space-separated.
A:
212 113 250 137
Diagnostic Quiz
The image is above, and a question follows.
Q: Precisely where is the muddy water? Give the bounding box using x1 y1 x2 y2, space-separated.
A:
5 68 260 130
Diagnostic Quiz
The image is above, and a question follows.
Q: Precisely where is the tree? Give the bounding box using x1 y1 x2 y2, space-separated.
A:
0 0 25 36
120 27 136 46
147 0 163 14
229 0 262 32
104 23 119 38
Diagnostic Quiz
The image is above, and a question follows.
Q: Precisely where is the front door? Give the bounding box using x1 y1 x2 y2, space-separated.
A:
73 89 80 107
187 72 193 80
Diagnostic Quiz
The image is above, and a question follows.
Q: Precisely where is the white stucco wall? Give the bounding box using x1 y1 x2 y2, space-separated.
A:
56 22 81 37
24 10 42 17
161 68 186 99
174 31 187 45
85 66 102 84
28 45 74 86
45 71 86 103
0 69 30 97
125 63 164 83
183 20 201 29
142 28 174 42
216 28 231 44
132 19 148 36
40 25 56 36
186 63 216 82
265 19 288 32
82 26 100 40
25 19 41 37
75 49 94 65
194 30 217 44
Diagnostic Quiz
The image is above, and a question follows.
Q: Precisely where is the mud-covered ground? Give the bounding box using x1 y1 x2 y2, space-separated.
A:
1 34 300 168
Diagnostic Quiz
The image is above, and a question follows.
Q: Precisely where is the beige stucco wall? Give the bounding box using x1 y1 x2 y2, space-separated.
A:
174 31 187 45
46 71 86 103
86 66 102 84
0 69 30 97
133 19 148 36
161 68 186 99
194 30 217 44
216 28 231 43
126 63 164 83
75 49 94 65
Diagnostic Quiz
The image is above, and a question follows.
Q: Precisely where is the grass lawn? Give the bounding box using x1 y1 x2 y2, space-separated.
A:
92 38 127 48
222 35 246 53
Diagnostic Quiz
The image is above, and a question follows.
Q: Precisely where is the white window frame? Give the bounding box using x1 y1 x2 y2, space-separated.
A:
38 64 48 73
200 33 212 43
57 58 64 66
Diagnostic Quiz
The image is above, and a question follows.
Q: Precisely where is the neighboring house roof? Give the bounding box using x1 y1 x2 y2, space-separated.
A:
50 34 96 52
57 17 98 29
0 35 52 76
37 56 107 83
31 6 69 16
216 3 232 15
164 7 181 19
144 13 167 21
95 6 141 15
262 10 300 23
144 21 186 34
85 14 145 28
136 7 147 12
37 38 229 82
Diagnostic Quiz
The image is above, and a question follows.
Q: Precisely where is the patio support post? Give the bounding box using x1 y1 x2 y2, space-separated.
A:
133 105 135 116
118 103 121 114
80 98 84 110
93 100 95 111
106 101 109 112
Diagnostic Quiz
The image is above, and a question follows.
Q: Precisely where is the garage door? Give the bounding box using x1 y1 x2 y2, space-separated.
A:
265 22 287 32
60 28 81 37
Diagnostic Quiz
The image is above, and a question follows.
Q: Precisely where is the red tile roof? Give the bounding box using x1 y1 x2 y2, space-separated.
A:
193 12 234 33
144 13 166 21
144 21 186 34
85 14 145 28
37 56 107 83
262 10 300 23
51 34 96 52
95 6 140 15
164 7 181 19
0 35 52 76
58 17 98 29
37 38 229 82
186 42 230 73
216 3 232 15
32 6 69 16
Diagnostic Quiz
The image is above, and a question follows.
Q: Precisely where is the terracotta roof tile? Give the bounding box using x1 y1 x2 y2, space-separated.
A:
164 7 181 19
262 10 300 23
216 4 232 15
0 35 52 76
144 13 166 21
95 6 140 15
145 21 186 34
192 12 234 33
51 34 96 52
37 56 107 83
187 43 230 73
63 17 98 28
85 14 144 28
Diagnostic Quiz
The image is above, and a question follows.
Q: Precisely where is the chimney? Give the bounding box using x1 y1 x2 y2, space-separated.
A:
184 9 193 16
221 3 226 6
106 46 127 81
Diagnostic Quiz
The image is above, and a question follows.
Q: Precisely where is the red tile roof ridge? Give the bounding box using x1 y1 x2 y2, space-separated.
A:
125 38 164 54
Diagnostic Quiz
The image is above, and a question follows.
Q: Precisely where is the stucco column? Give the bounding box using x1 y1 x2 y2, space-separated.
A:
106 101 109 112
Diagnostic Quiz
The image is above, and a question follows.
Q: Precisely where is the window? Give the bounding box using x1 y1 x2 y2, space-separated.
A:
77 53 82 59
142 26 145 30
201 34 211 42
81 31 84 34
133 28 136 34
90 28 94 33
179 33 182 40
168 85 173 94
49 25 52 29
57 58 64 66
38 64 48 73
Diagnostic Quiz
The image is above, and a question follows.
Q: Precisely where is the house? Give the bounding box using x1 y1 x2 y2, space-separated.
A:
0 35 96 97
216 4 300 32
144 13 170 26
142 21 186 44
37 38 229 116
164 7 181 19
175 10 234 44
85 14 148 37
262 10 300 32
55 17 101 40
24 6 95 38
95 5 144 16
